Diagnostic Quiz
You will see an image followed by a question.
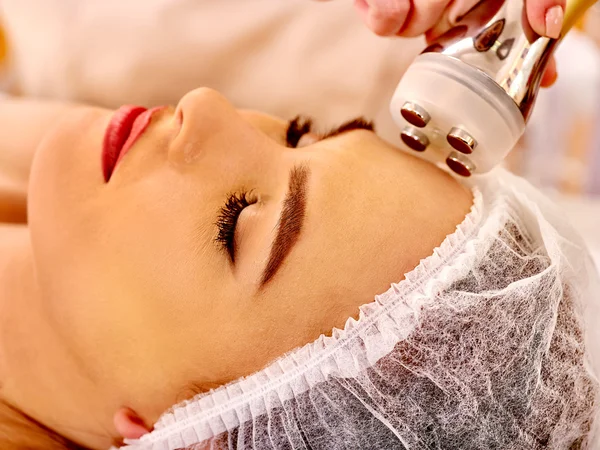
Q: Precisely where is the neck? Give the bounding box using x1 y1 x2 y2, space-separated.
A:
0 228 119 449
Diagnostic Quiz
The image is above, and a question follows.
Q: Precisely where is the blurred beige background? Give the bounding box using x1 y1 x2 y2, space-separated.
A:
0 0 423 143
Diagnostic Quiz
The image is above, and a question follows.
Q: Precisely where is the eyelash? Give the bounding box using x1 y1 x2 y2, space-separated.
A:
286 115 374 148
286 116 314 148
216 116 374 262
215 191 254 262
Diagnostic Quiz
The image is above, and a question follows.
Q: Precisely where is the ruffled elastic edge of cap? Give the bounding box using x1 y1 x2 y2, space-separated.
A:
126 181 511 448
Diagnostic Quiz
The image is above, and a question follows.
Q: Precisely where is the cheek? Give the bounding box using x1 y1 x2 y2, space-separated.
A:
30 153 229 362
277 155 419 328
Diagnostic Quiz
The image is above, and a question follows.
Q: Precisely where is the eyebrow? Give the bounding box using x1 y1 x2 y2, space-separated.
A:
319 117 374 140
260 164 310 286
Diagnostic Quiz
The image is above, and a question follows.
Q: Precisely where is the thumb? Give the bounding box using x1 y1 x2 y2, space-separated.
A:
354 0 411 36
525 0 565 39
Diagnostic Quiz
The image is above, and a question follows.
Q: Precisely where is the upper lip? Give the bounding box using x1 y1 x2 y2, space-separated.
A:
102 105 165 182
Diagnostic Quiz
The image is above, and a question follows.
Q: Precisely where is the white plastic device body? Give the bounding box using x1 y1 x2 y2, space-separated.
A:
388 0 568 176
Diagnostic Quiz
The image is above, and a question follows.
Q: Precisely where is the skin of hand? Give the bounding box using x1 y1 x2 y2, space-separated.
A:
353 0 563 86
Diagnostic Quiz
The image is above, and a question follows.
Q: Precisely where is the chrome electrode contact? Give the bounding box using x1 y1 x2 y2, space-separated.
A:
400 127 429 152
400 102 431 128
447 127 477 154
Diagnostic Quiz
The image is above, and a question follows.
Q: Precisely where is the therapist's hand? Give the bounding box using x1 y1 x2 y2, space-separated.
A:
353 0 563 86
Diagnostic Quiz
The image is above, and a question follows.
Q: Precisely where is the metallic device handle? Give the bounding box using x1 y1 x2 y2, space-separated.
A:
422 0 596 121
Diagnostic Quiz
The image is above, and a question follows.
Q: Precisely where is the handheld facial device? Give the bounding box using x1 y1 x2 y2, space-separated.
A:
390 0 596 176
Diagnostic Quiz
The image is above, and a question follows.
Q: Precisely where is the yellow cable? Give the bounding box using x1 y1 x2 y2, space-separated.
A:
0 25 6 64
563 0 597 35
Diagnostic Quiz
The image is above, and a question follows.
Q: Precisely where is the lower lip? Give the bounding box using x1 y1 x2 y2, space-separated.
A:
102 105 165 182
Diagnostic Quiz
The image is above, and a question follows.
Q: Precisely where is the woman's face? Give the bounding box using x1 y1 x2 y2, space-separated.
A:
28 88 470 417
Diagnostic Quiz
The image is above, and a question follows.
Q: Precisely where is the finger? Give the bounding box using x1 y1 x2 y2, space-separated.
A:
424 10 454 42
354 0 411 36
540 56 558 87
525 0 565 39
396 0 453 37
424 0 483 41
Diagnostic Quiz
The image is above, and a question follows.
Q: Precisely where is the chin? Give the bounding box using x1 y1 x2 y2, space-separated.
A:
28 107 109 259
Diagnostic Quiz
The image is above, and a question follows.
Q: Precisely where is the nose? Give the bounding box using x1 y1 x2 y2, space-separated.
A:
169 87 251 166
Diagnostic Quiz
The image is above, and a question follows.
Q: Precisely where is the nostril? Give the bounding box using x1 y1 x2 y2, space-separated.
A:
176 106 183 127
169 105 184 142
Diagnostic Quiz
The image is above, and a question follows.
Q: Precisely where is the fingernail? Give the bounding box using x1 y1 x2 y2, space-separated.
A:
545 5 564 39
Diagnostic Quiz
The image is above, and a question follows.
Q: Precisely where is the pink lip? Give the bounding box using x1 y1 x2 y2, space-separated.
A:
102 105 166 182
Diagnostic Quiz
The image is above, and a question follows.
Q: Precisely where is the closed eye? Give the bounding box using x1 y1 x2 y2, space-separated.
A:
217 116 374 264
215 191 255 262
285 116 374 148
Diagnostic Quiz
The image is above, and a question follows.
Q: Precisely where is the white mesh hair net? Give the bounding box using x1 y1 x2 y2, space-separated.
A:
122 169 600 450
